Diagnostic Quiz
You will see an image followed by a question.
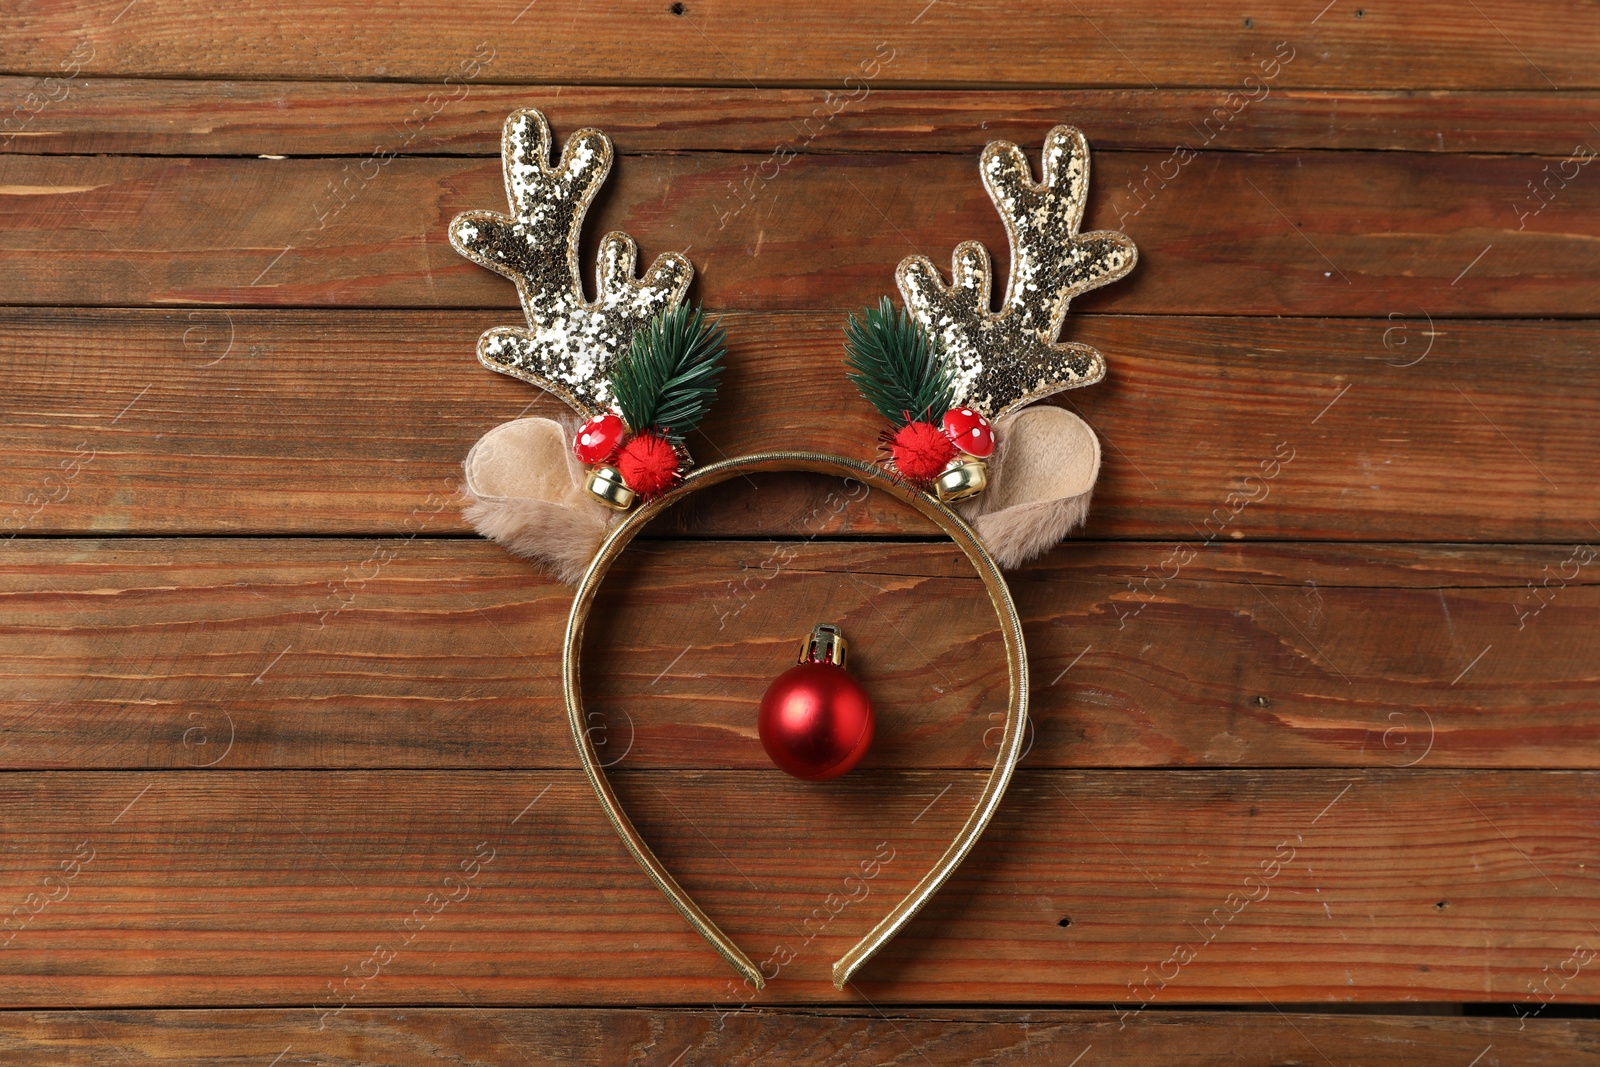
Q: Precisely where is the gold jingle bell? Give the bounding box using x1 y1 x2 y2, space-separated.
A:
585 464 637 510
934 456 987 502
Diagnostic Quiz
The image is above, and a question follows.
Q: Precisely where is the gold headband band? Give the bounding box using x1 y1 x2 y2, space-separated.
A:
562 451 1030 990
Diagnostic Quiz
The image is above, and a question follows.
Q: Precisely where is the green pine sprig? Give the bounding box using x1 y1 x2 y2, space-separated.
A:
843 297 955 427
612 304 727 442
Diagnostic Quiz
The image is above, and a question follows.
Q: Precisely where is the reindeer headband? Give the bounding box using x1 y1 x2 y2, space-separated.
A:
449 109 1136 990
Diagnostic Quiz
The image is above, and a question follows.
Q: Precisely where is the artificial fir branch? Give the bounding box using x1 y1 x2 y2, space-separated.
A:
843 296 956 427
612 304 727 442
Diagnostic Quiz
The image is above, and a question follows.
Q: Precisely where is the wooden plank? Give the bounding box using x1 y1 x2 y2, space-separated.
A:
0 1007 1591 1065
2 538 1595 771
0 0 1589 1036
6 80 1600 157
4 2 1597 90
0 149 1595 314
4 311 1597 542
0 768 1592 1005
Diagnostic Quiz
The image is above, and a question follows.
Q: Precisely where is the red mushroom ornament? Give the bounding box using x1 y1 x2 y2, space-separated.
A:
941 406 995 458
573 411 627 465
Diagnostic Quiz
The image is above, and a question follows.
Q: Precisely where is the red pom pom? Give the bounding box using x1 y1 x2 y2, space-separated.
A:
888 420 957 482
615 432 682 498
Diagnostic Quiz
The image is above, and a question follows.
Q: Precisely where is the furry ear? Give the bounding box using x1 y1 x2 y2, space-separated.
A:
462 417 615 584
957 405 1101 569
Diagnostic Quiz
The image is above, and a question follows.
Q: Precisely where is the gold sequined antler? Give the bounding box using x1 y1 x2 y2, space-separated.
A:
448 109 694 416
896 126 1137 420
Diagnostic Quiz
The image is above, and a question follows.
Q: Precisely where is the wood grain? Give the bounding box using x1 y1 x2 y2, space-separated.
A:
6 80 1600 156
0 768 1593 1005
2 0 1597 1033
2 538 1594 771
5 310 1596 541
0 148 1595 314
4 1 1597 89
0 1007 1592 1065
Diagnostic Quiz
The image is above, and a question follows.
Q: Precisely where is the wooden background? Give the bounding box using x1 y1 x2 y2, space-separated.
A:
3 1 1599 1062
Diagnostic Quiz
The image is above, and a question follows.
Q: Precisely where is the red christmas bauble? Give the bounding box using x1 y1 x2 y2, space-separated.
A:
759 661 875 780
573 411 626 464
615 431 681 497
888 420 957 482
941 405 995 458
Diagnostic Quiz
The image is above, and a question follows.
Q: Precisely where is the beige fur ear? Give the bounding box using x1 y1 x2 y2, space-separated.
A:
957 406 1101 568
462 417 615 584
